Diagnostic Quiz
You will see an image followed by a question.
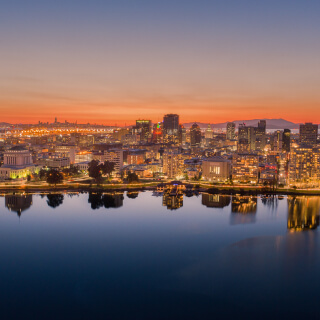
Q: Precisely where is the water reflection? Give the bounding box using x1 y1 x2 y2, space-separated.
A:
202 194 230 208
3 193 320 235
47 194 64 208
88 192 124 210
231 195 257 214
127 192 139 199
261 195 279 212
5 194 33 217
230 195 257 225
162 190 183 210
287 196 320 231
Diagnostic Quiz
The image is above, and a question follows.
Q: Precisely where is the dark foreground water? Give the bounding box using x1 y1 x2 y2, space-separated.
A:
1 191 320 319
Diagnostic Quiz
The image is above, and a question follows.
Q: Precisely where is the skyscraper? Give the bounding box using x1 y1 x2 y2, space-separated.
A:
273 130 283 152
254 120 266 151
299 123 318 145
205 124 213 139
282 129 291 152
226 122 235 140
163 114 179 143
190 123 202 147
178 124 186 145
163 114 179 135
136 120 152 142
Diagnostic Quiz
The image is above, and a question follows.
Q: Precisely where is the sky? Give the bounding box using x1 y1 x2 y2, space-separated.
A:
0 0 320 125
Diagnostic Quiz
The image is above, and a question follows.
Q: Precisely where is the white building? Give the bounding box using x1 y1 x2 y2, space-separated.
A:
0 146 38 179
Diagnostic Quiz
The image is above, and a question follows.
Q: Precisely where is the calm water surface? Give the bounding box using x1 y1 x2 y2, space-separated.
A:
0 192 320 319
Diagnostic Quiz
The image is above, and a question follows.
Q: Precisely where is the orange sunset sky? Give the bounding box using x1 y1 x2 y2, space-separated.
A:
1 1 319 125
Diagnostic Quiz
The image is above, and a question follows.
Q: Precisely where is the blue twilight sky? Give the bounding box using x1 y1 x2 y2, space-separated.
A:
0 0 320 124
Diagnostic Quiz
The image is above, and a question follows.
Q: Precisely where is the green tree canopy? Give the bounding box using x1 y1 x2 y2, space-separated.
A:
46 169 64 185
127 171 139 183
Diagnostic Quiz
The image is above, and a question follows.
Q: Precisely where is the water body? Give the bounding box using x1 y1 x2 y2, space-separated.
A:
0 192 320 319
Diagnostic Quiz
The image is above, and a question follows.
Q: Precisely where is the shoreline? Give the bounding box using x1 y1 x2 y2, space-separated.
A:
0 183 320 196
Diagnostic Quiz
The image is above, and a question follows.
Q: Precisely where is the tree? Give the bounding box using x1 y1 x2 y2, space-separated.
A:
88 160 102 182
47 194 64 208
127 171 139 183
127 192 139 199
100 161 115 179
39 169 47 180
27 175 31 182
46 169 64 186
88 192 104 209
62 164 80 177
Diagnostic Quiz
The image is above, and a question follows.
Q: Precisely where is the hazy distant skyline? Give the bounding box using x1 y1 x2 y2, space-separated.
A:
1 0 320 124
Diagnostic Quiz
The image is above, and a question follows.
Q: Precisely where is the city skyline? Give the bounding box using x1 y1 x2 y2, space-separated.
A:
1 0 320 124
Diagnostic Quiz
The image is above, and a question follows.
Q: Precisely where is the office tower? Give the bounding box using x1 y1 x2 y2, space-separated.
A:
258 120 266 130
238 124 255 152
299 122 318 145
190 123 201 147
205 124 213 139
226 122 236 140
254 120 266 151
163 114 179 135
178 124 186 145
163 114 179 144
136 120 152 142
282 129 291 152
273 130 283 152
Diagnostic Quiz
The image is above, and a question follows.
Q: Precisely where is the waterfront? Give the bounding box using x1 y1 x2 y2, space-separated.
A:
1 192 320 319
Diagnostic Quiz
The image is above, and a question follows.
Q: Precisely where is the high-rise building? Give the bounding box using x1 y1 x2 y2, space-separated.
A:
163 149 184 178
226 122 236 140
163 114 179 144
299 122 318 145
288 145 315 185
205 124 213 139
258 120 266 130
190 123 201 147
238 124 255 152
163 114 179 136
136 120 152 142
178 124 186 145
273 130 283 152
282 129 291 152
238 121 266 152
254 120 266 151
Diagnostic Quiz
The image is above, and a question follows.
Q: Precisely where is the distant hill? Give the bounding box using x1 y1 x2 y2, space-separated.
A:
183 119 300 130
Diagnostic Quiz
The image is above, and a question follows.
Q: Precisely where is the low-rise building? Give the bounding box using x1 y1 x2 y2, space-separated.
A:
232 153 259 183
202 156 231 182
0 146 38 179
